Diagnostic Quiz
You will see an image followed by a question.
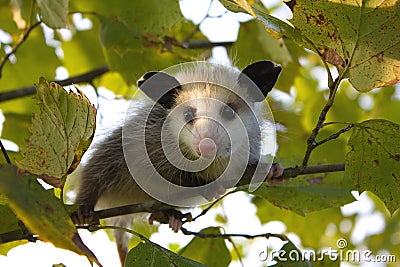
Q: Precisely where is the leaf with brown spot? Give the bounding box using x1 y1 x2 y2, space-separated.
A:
345 119 400 214
16 78 96 188
290 0 400 92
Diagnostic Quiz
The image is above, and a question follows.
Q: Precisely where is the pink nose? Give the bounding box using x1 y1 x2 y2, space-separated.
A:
198 138 217 158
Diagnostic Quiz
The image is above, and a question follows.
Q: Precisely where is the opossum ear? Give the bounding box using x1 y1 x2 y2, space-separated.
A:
137 71 182 109
238 60 282 102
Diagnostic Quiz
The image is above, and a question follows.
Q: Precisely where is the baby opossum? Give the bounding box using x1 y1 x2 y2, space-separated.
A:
74 60 283 264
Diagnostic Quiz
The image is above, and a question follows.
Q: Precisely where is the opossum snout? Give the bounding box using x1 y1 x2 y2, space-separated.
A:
197 138 217 158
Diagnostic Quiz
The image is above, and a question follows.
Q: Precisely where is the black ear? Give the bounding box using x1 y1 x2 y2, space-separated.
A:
137 71 182 109
238 60 282 102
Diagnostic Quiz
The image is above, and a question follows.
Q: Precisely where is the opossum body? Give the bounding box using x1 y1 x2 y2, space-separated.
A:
74 60 282 264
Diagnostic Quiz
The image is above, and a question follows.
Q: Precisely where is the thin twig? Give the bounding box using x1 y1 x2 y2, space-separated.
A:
0 140 11 164
0 65 109 102
0 21 42 78
190 190 235 223
180 227 288 242
316 124 354 147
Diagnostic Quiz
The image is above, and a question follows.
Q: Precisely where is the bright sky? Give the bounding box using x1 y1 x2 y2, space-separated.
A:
0 1 387 267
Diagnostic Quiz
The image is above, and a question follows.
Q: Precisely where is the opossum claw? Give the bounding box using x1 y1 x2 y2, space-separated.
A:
148 209 192 232
72 204 99 226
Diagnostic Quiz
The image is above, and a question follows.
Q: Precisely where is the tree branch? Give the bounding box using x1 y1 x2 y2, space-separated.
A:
77 163 346 223
236 163 345 186
181 40 234 49
92 200 172 221
0 65 109 102
0 21 42 78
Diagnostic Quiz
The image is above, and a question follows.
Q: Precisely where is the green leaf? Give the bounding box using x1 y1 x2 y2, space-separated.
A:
0 240 28 255
232 19 300 92
251 174 354 216
93 72 131 98
270 240 313 267
289 1 400 92
253 197 348 251
220 1 309 48
0 0 19 34
219 0 256 17
15 78 96 187
9 0 35 26
345 119 400 214
36 0 68 28
179 227 231 267
61 20 106 76
125 240 206 267
70 0 197 85
0 202 20 235
0 164 100 265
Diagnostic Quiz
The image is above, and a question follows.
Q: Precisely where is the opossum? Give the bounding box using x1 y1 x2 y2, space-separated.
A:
74 60 283 264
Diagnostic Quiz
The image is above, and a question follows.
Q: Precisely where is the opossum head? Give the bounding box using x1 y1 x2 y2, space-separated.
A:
137 61 281 162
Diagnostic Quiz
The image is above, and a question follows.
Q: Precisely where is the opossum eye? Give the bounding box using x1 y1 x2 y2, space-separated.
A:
221 105 236 121
184 107 196 123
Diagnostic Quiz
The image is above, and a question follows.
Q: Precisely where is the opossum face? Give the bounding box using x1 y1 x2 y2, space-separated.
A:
137 60 282 160
170 84 256 159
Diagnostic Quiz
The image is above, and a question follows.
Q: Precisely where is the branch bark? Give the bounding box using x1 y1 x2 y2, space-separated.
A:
0 65 109 102
85 163 346 222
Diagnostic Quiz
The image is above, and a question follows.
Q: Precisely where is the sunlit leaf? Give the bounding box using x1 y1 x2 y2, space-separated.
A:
0 202 19 235
250 173 354 216
289 0 400 92
220 0 256 17
16 78 96 187
125 240 206 267
179 227 231 267
270 240 312 267
36 0 68 29
232 19 300 92
9 0 34 28
0 164 100 265
345 119 400 214
253 195 350 250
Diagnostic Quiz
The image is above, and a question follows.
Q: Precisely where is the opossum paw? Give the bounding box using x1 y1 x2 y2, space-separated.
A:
266 163 285 185
71 204 99 226
148 209 192 232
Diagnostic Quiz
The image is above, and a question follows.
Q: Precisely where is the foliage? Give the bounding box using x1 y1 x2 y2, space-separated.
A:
0 0 399 266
